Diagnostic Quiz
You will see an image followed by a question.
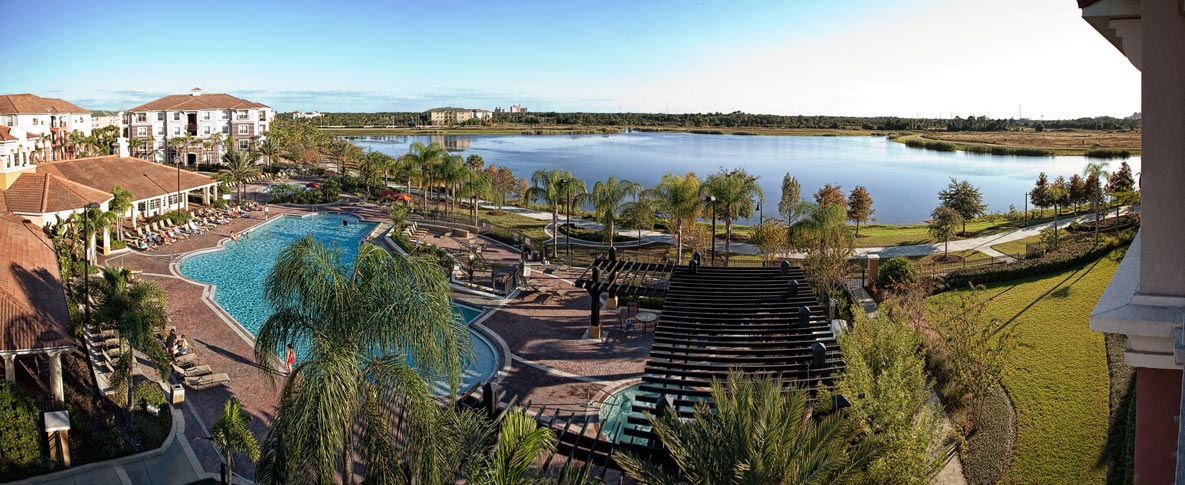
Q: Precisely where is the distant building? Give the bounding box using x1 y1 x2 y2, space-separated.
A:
423 107 492 125
510 104 528 113
92 112 122 129
0 93 93 161
293 110 323 119
123 88 274 164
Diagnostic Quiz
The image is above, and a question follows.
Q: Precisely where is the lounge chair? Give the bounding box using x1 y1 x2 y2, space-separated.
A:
185 372 229 389
172 363 212 378
174 353 200 366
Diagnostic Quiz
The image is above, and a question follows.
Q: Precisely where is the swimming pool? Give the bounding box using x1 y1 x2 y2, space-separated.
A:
599 383 708 443
178 214 500 392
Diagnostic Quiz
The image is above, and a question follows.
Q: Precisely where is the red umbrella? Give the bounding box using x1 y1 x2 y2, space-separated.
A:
395 193 414 202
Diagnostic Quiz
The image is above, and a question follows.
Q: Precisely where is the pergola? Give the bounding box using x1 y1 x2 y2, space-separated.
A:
574 252 673 339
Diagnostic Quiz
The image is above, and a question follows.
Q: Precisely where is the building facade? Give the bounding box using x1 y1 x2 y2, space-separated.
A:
423 107 493 125
1080 0 1185 482
123 88 274 165
292 110 323 119
0 93 93 162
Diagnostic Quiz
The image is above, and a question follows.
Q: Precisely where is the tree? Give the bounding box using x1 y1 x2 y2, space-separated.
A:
460 170 491 226
253 237 469 483
77 206 116 261
652 172 702 265
1083 161 1110 245
1106 161 1138 232
615 371 873 484
619 194 656 251
254 138 283 176
834 303 945 484
0 382 42 475
703 168 763 266
779 172 802 223
876 257 918 292
814 183 846 209
1048 177 1070 250
357 151 394 201
555 172 590 257
464 154 485 173
527 169 564 259
750 218 787 265
938 178 986 235
489 166 517 214
789 202 854 295
209 397 260 483
220 150 261 204
436 154 468 215
90 267 170 414
847 185 875 238
109 186 133 240
405 141 446 209
388 204 409 228
1068 174 1088 214
928 205 962 258
514 178 530 208
1030 172 1051 218
592 177 641 248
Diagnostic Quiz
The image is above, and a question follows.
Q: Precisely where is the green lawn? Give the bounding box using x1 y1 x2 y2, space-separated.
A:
991 234 1043 259
928 246 1126 484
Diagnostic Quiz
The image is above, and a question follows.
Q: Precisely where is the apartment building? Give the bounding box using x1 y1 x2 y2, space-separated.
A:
423 107 492 125
124 88 274 165
0 93 93 161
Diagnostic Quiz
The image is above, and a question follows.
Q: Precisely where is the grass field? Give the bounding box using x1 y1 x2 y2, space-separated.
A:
928 246 1125 484
991 234 1043 259
320 125 877 137
893 132 1139 157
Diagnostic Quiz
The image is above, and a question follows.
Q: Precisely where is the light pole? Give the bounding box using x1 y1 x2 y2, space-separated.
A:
83 202 100 331
706 195 717 266
467 252 476 284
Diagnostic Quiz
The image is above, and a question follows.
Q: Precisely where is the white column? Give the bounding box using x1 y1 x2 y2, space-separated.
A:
3 355 14 382
131 203 139 227
102 228 110 254
48 352 63 402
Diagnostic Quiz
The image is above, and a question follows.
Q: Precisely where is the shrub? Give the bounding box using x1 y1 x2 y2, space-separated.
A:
133 381 166 412
940 230 1135 291
1084 149 1132 159
154 210 191 225
0 382 45 475
269 183 339 204
963 386 1014 485
877 257 919 291
904 138 956 152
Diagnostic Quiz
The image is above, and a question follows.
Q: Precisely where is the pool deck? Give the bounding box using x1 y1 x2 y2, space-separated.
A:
96 184 652 481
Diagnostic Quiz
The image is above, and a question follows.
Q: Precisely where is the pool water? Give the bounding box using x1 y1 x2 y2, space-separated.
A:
178 214 499 392
600 383 709 443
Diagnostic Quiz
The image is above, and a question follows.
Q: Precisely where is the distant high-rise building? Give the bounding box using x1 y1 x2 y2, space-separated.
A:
509 104 528 113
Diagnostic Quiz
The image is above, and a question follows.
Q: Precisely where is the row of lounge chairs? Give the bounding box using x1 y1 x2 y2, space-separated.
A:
160 326 230 390
129 205 256 251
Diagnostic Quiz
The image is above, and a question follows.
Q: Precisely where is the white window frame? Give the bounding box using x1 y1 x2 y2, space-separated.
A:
203 126 211 135
238 125 249 135
137 127 147 136
157 112 165 121
173 112 181 121
173 126 181 135
136 113 147 122
238 139 250 150
202 111 210 120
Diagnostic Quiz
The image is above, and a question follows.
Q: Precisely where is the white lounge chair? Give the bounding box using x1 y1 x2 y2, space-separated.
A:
185 372 229 389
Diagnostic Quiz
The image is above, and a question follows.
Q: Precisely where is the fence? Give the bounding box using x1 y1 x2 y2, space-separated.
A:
917 254 1013 276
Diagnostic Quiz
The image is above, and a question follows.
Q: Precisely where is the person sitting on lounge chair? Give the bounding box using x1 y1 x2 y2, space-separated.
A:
177 335 190 355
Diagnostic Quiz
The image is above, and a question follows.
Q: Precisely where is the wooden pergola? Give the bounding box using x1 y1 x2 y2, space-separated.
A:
574 252 673 339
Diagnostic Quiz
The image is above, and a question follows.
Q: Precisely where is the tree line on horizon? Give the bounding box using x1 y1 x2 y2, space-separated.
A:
278 111 1140 132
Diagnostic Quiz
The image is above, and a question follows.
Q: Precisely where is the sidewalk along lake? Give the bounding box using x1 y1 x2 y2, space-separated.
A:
346 132 1141 224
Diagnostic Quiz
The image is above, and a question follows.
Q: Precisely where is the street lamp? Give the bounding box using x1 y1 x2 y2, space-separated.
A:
83 202 100 331
705 195 717 266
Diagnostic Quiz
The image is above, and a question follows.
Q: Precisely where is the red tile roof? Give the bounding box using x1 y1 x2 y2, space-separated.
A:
0 126 14 142
0 94 91 115
127 93 270 112
3 173 112 215
35 156 219 202
0 209 75 353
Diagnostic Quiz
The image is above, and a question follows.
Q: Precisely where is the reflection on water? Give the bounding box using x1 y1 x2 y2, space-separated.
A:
345 132 1140 224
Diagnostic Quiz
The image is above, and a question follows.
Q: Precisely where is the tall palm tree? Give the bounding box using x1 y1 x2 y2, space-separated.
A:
405 141 447 209
464 154 485 174
1083 161 1110 246
210 397 260 483
393 154 419 210
592 177 641 248
615 371 872 484
438 154 468 215
555 173 589 259
109 186 134 240
461 171 492 227
252 237 469 484
703 169 763 265
77 206 116 260
220 150 262 204
90 266 170 414
254 138 283 178
652 172 702 265
357 151 393 201
528 169 564 259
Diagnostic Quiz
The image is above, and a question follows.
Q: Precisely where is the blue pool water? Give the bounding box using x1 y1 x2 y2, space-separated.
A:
178 214 499 392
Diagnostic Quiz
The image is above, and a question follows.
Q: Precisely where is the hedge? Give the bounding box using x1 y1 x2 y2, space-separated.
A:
938 231 1134 291
0 382 45 476
134 381 167 411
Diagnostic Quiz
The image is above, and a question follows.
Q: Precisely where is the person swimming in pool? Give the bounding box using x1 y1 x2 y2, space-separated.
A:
342 219 348 227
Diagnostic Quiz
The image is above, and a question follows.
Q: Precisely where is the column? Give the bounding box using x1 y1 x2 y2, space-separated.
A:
203 186 210 205
131 202 139 227
48 351 64 402
102 228 110 255
87 229 96 263
3 354 14 382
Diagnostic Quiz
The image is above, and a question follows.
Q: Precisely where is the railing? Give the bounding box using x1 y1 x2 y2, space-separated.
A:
917 255 1012 276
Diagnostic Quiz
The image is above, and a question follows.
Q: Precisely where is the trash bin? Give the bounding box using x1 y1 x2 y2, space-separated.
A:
171 383 185 404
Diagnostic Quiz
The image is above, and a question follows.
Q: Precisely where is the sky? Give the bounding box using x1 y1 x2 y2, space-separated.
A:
2 0 1140 118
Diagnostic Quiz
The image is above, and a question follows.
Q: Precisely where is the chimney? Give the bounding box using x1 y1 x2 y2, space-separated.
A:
191 87 202 96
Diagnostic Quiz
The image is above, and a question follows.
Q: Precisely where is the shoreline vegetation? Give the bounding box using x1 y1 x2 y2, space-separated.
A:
319 124 1137 156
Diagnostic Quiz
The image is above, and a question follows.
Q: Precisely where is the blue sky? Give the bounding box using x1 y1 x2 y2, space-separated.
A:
3 0 1140 117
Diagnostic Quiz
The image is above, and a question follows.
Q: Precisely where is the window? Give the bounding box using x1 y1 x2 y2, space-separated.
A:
259 111 267 121
158 127 165 135
173 112 181 121
3 115 12 126
136 113 147 122
221 111 228 120
238 125 249 135
202 112 210 120
203 126 211 135
168 193 180 205
148 198 160 210
137 127 147 136
173 126 181 135
260 124 267 133
236 111 248 120
238 140 250 150
223 126 230 134
157 112 165 121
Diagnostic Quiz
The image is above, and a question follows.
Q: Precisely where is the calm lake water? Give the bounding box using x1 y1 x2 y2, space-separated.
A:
346 132 1141 224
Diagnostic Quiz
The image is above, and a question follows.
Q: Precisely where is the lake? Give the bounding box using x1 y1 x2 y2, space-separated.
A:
345 132 1140 224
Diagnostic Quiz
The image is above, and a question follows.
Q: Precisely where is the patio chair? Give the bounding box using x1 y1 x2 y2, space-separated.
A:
185 373 230 389
174 353 200 367
173 363 213 378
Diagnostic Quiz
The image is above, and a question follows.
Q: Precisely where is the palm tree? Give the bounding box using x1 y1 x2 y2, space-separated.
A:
438 154 468 215
109 186 134 240
254 138 283 178
1083 161 1110 246
652 172 702 265
357 151 393 201
220 150 262 204
78 206 116 260
405 142 447 210
465 154 485 174
528 169 564 259
252 237 469 483
90 267 170 414
461 171 492 227
620 193 656 250
788 201 850 254
615 371 872 484
703 169 763 266
209 397 260 483
592 177 641 248
393 154 419 210
555 173 589 259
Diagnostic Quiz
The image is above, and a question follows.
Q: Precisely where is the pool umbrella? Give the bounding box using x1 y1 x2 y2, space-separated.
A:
396 193 414 202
